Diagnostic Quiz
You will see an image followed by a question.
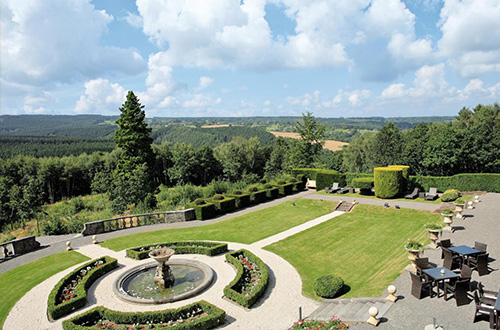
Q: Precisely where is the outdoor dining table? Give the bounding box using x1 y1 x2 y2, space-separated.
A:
423 267 460 298
448 245 481 266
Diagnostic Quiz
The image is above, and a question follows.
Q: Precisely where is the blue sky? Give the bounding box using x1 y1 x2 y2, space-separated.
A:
1 0 499 117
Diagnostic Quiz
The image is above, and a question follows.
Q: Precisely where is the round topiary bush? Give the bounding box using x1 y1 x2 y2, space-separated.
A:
212 194 225 201
374 167 403 199
314 275 344 298
193 198 206 206
248 185 259 193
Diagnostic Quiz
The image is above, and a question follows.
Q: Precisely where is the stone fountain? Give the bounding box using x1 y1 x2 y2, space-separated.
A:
149 248 175 288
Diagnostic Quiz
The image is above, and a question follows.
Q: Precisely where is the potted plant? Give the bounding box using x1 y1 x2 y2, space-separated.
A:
454 198 465 219
404 239 424 271
441 208 454 231
424 223 443 248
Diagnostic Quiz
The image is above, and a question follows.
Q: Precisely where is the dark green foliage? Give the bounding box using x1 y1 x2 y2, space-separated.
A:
440 189 460 202
371 123 403 167
192 198 206 206
389 165 410 191
247 185 259 193
274 183 294 196
314 274 344 298
226 193 251 208
344 172 373 185
276 179 286 185
62 301 226 330
250 190 267 204
224 249 269 308
126 241 228 259
351 177 374 191
211 197 236 214
265 187 280 199
315 170 345 191
410 173 500 192
47 256 118 320
374 167 403 198
192 203 217 220
293 180 306 191
212 194 225 201
0 136 115 158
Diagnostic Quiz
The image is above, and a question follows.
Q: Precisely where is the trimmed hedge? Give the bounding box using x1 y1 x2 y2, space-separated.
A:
274 183 294 196
211 197 236 214
374 167 403 199
62 301 225 330
250 190 267 204
192 202 217 220
410 173 500 193
315 170 345 190
224 249 269 308
344 172 373 186
352 177 374 195
265 187 280 199
293 180 306 192
227 193 251 208
389 165 410 191
48 256 118 320
126 241 228 259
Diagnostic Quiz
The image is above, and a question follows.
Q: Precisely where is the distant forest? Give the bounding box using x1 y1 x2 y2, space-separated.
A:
0 114 455 158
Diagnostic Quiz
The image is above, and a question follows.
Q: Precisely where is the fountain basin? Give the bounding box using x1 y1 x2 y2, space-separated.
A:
113 259 214 304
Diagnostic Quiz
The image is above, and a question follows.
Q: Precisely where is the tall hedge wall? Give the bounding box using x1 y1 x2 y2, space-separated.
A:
410 173 500 192
374 167 403 198
292 168 345 190
389 165 410 191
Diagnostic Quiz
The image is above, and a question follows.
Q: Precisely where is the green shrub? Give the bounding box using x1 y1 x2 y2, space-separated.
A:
314 275 344 298
293 180 306 192
224 249 269 308
62 301 226 330
276 179 286 185
212 194 225 201
227 193 251 208
231 190 243 195
247 185 259 193
193 198 206 206
351 177 374 190
211 197 236 214
250 190 267 204
274 183 294 196
440 190 459 202
315 170 345 191
42 216 66 235
442 208 453 215
374 167 403 199
291 168 321 180
424 223 443 230
48 256 118 320
126 241 228 259
263 183 273 189
192 203 217 220
265 187 280 199
296 174 307 184
410 173 500 193
389 165 410 191
455 197 465 204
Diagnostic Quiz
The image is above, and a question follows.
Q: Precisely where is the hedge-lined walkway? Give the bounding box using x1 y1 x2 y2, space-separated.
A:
4 210 343 330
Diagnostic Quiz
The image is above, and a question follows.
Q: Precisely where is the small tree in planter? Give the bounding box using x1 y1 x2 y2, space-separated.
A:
404 239 424 271
441 208 454 231
424 223 443 248
454 198 465 219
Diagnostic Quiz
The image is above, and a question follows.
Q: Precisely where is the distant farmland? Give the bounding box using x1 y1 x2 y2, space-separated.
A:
270 131 349 151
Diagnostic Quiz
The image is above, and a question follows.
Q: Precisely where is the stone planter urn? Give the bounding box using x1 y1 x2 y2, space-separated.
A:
442 213 454 231
405 248 421 272
454 203 465 219
427 229 441 249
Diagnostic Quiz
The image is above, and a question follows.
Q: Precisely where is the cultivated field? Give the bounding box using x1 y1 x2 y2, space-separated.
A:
269 131 349 151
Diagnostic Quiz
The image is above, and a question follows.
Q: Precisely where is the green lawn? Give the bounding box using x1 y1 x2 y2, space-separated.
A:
101 199 337 251
265 204 441 300
317 190 474 205
0 251 89 328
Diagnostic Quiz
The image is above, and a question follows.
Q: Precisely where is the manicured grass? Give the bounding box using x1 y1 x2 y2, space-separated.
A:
101 199 337 251
0 251 89 328
265 204 441 300
317 190 474 204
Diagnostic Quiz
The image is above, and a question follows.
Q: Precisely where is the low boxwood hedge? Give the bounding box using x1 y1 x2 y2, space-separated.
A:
62 301 225 330
192 202 217 220
227 193 251 208
274 183 294 196
224 249 269 308
352 177 374 195
211 197 236 214
250 190 267 204
265 187 280 199
126 241 228 259
48 256 118 320
292 180 306 192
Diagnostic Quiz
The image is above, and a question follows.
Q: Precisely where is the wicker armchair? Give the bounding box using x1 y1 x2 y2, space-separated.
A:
444 278 471 306
472 290 496 328
410 272 434 299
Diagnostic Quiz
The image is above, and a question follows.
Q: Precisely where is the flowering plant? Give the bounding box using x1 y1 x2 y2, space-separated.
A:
293 316 349 329
57 260 104 304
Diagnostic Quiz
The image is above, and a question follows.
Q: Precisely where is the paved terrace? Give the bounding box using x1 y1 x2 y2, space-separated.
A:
351 193 500 330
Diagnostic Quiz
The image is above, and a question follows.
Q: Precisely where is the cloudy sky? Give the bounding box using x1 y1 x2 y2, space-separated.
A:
1 0 499 117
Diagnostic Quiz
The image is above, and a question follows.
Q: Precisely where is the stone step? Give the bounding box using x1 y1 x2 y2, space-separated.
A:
342 301 367 319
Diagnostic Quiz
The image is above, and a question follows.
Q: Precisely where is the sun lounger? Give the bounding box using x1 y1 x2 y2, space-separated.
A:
425 187 438 200
325 182 340 193
405 187 419 199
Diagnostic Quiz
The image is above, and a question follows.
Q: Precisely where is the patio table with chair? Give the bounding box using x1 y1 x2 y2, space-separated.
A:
423 267 460 299
449 245 481 267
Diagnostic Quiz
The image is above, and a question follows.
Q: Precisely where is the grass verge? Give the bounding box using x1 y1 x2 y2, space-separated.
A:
265 204 440 300
101 199 336 251
0 250 89 328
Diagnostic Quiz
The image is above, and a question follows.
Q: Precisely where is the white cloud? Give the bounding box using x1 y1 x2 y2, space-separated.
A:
381 83 407 99
158 96 179 108
449 78 500 102
264 100 272 106
122 11 143 29
0 0 145 87
183 94 222 109
438 0 500 77
196 77 214 91
74 78 126 114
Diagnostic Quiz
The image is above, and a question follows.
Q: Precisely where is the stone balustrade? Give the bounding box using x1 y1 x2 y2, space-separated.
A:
0 235 41 259
81 209 196 236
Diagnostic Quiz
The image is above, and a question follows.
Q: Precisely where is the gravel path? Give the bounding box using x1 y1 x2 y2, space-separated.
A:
351 193 500 330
